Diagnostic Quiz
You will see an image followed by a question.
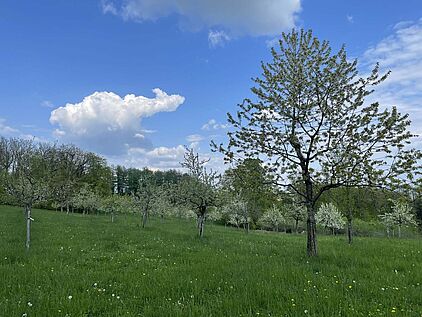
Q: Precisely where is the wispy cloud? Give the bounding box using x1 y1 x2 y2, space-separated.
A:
361 18 422 145
208 30 230 48
201 119 229 131
102 0 301 37
41 100 55 108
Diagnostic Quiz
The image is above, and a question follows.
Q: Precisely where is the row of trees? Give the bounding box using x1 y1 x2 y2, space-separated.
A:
1 136 421 251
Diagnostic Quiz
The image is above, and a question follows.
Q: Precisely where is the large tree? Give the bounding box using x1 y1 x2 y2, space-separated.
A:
214 29 421 256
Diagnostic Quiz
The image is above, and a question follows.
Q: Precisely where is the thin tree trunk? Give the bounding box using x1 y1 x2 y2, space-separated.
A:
66 203 69 215
26 205 31 250
295 219 299 234
398 225 401 238
142 210 148 228
111 212 114 223
347 215 353 244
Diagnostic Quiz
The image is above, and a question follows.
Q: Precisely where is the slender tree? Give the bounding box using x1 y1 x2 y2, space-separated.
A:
214 29 421 256
0 138 56 250
134 169 156 228
179 148 219 237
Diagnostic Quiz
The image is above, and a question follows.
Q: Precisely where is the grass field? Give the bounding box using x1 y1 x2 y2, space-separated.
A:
1 205 421 317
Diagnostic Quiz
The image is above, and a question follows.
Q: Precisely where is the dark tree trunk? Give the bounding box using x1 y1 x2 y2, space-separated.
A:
295 218 299 234
25 205 31 250
347 214 353 244
306 204 317 256
305 175 317 256
199 214 205 237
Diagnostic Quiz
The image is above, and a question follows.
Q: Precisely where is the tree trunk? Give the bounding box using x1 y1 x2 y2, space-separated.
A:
304 174 318 256
25 205 31 250
198 214 205 238
60 205 63 213
142 210 148 228
347 215 353 244
111 212 114 223
66 203 70 215
295 218 299 234
198 205 207 238
398 225 401 238
306 205 317 256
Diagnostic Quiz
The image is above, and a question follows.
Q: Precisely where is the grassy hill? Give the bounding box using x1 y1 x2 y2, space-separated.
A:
1 205 421 316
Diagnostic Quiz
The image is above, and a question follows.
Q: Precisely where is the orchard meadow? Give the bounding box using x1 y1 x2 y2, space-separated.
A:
1 205 421 317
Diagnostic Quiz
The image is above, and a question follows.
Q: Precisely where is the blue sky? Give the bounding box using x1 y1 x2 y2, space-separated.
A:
1 0 422 169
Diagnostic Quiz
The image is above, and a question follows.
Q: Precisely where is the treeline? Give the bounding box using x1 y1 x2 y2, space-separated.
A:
1 137 421 249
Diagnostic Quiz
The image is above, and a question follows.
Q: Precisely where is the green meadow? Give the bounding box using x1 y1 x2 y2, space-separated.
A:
1 205 421 317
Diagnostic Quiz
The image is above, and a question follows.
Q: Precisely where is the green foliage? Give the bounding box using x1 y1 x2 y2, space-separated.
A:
223 159 276 223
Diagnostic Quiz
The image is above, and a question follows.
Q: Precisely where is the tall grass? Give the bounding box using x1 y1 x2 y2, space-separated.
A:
1 205 421 316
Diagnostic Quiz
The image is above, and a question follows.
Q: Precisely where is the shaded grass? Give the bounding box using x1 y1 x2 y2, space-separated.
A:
0 205 421 316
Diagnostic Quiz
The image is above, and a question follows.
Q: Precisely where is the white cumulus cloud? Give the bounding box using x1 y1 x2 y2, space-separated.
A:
103 0 301 36
49 88 185 155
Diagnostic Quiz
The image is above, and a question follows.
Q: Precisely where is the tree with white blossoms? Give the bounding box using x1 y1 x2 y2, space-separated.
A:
225 197 251 233
179 147 219 237
260 204 285 232
213 29 421 256
151 185 172 221
316 203 345 235
101 195 131 223
379 199 417 238
0 137 56 250
284 200 307 234
71 184 101 215
378 212 396 238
